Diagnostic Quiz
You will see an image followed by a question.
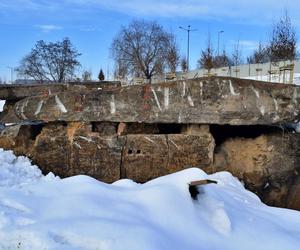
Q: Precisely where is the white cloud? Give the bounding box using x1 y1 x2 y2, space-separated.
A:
237 40 260 51
68 0 299 23
35 24 63 33
0 0 58 11
2 0 300 27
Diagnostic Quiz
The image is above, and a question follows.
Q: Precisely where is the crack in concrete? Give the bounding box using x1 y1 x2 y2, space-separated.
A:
165 135 170 170
119 135 127 179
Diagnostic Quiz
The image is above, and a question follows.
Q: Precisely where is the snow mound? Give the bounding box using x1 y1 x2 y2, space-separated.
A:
0 149 300 250
0 149 57 187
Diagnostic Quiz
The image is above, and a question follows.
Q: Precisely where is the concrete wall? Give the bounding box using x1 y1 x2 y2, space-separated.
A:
147 60 300 85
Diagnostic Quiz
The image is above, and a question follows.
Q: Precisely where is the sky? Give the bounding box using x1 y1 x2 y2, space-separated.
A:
0 0 300 81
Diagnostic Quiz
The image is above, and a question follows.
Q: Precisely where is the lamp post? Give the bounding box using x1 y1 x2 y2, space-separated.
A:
179 25 197 72
217 30 224 56
7 66 14 84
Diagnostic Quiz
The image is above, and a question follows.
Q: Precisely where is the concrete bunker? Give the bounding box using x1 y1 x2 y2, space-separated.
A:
0 77 300 210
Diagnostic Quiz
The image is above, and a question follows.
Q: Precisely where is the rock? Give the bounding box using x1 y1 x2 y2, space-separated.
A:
31 122 123 182
287 177 300 210
0 122 215 183
0 100 21 123
0 124 38 156
4 77 300 125
122 135 169 182
167 133 214 174
122 132 214 182
214 133 300 208
32 123 71 178
0 81 121 100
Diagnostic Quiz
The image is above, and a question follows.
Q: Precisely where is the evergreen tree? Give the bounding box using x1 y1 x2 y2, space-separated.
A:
98 69 105 81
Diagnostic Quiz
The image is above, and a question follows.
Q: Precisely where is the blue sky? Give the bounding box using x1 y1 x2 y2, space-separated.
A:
0 0 299 81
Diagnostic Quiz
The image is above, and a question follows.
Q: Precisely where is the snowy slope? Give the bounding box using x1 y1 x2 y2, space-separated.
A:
0 149 300 250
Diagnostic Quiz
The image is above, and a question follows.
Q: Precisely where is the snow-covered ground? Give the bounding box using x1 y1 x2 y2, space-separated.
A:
244 73 300 85
0 149 300 250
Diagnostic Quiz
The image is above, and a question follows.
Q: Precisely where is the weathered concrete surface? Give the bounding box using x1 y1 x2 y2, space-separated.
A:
0 81 121 101
0 122 214 183
1 121 300 209
214 133 300 209
0 100 22 123
123 132 214 182
1 77 300 210
287 177 300 210
0 124 35 156
6 77 300 125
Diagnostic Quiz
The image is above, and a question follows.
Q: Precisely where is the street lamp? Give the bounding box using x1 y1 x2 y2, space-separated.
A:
217 30 224 56
179 25 197 72
7 66 15 84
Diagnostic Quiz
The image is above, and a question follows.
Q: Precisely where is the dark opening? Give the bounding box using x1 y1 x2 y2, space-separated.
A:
137 149 141 154
128 149 133 155
102 122 183 135
30 124 45 140
91 122 98 132
61 121 68 127
157 123 182 134
210 124 282 147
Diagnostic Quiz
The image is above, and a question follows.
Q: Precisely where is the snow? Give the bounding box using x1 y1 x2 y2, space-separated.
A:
0 149 300 250
243 73 300 85
55 95 68 113
229 81 239 95
0 100 5 112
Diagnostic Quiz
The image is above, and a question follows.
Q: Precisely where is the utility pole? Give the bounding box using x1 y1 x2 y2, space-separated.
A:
179 25 197 71
217 30 224 56
7 66 14 84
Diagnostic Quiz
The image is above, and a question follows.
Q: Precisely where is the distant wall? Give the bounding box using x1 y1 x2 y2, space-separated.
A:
147 60 300 85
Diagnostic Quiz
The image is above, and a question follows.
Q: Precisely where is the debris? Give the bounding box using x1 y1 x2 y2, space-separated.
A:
189 179 218 200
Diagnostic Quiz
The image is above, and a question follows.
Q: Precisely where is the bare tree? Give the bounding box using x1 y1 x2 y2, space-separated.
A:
113 58 129 80
180 56 188 72
269 12 296 62
17 38 81 83
213 50 232 68
231 41 243 77
166 36 180 72
232 41 243 66
254 42 269 64
111 20 178 82
198 36 214 73
248 42 269 64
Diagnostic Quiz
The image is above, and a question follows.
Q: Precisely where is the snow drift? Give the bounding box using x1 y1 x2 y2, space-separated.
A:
0 148 300 250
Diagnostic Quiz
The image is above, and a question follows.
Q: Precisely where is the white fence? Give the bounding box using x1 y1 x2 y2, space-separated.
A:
127 60 300 85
